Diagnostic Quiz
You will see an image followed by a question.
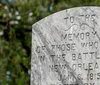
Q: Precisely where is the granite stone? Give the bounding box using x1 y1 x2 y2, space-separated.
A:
31 7 100 85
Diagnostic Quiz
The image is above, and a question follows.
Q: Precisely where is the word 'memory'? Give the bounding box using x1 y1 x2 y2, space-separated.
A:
61 31 97 41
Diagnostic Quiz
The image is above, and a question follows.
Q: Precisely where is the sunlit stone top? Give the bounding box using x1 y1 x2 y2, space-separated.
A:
31 7 100 85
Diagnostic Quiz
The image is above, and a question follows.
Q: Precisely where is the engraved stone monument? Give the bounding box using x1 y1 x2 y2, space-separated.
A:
31 7 100 85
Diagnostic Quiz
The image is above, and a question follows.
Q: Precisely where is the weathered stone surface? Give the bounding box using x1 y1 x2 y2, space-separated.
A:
31 7 100 85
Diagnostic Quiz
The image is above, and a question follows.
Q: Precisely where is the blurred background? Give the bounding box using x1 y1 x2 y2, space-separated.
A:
0 0 100 85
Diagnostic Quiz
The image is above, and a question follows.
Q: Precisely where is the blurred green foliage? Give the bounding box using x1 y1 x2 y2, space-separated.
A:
0 0 100 85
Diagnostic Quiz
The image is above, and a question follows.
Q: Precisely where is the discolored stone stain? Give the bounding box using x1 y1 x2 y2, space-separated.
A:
31 7 100 85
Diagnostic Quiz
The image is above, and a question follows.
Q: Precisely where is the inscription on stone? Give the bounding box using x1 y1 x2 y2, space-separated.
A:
31 7 100 85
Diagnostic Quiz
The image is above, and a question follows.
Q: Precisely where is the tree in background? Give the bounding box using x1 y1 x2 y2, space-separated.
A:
0 0 100 85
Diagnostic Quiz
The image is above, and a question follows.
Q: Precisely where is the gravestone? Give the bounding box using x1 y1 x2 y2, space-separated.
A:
31 7 100 85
